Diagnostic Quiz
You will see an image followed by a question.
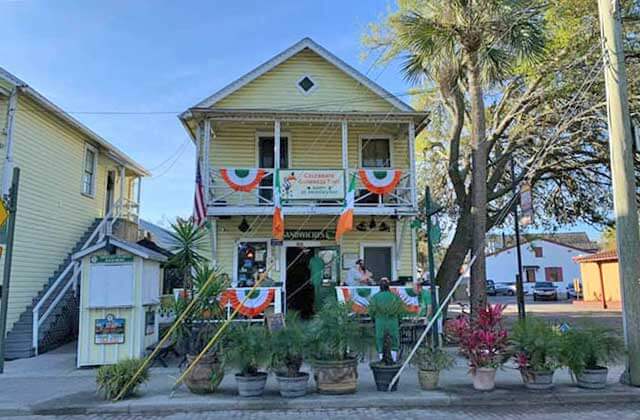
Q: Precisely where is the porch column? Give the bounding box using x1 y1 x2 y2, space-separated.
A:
341 120 348 170
408 121 417 208
136 176 142 218
274 120 281 171
203 119 212 203
119 165 125 205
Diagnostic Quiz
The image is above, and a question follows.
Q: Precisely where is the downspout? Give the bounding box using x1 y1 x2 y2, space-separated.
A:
597 261 608 309
2 88 18 198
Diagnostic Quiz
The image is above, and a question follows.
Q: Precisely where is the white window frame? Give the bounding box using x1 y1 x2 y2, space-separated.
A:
296 74 318 96
358 135 394 168
360 241 397 281
81 143 98 198
232 238 272 286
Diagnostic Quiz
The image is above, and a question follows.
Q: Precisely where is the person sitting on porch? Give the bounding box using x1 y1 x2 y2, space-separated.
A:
370 278 402 362
344 259 372 286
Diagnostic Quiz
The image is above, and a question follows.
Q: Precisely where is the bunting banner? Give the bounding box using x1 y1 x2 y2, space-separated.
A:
220 168 266 192
358 169 402 195
335 287 372 314
390 287 421 314
220 288 275 318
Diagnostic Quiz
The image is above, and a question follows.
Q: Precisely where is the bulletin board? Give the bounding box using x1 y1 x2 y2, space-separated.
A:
88 263 134 308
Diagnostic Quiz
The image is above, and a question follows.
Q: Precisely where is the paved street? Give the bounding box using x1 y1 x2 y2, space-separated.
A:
9 403 640 419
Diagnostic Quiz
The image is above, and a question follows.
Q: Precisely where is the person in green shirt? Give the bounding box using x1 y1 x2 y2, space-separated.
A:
369 279 403 362
308 253 325 312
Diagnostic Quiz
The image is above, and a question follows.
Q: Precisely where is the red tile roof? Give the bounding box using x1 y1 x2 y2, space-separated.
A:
574 249 618 263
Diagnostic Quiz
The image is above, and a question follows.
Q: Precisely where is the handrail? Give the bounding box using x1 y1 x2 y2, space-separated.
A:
32 199 124 355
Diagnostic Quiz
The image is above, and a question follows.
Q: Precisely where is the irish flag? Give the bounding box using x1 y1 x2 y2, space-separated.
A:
336 173 356 241
272 172 284 240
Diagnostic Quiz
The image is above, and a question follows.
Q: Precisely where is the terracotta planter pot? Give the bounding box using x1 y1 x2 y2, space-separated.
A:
183 353 225 394
275 372 310 398
576 367 608 389
520 369 555 390
235 372 268 397
370 362 401 392
417 369 440 390
312 358 358 395
472 367 497 391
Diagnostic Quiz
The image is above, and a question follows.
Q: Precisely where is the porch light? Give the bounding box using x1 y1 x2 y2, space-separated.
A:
238 216 250 232
379 221 390 232
369 217 377 230
356 221 368 232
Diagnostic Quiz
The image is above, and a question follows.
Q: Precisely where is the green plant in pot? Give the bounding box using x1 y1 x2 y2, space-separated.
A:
307 300 370 395
510 318 562 390
412 344 455 390
96 358 149 400
560 326 624 389
226 323 271 397
172 265 229 394
269 312 310 398
367 285 408 392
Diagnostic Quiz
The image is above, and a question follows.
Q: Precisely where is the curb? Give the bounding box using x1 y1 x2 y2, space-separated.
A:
5 386 639 417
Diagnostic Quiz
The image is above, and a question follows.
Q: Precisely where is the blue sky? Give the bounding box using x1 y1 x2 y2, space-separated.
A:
0 0 407 226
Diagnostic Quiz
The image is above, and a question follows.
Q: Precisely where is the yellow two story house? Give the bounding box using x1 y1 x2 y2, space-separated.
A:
180 38 427 318
0 68 148 358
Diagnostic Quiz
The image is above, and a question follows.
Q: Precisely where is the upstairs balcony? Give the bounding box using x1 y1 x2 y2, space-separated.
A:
206 167 416 216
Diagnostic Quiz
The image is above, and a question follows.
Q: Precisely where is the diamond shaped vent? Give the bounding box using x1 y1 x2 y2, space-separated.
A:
298 76 315 93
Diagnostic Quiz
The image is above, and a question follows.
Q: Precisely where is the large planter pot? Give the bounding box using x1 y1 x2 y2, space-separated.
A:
472 367 497 391
576 367 608 389
520 369 555 390
235 372 268 397
370 362 401 392
275 372 310 398
312 358 358 395
417 369 440 390
183 353 225 394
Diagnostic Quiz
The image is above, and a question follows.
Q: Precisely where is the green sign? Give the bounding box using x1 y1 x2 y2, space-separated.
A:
90 255 134 264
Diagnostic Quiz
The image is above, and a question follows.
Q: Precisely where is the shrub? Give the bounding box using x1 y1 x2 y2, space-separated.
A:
446 304 509 371
560 326 625 375
96 358 149 400
510 318 562 372
269 312 308 377
412 344 455 371
226 324 271 376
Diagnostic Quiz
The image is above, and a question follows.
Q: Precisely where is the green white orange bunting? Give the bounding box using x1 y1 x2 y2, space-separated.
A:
220 288 275 318
358 169 402 195
336 286 421 314
220 168 266 192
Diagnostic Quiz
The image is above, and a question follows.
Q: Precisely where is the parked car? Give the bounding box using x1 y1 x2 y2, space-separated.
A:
567 285 582 299
486 280 497 296
533 282 558 301
494 283 510 296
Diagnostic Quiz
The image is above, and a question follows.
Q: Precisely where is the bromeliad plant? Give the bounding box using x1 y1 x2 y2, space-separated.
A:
446 304 509 371
510 318 562 373
96 358 149 401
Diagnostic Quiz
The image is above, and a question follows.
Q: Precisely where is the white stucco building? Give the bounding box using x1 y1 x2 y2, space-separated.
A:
486 238 595 294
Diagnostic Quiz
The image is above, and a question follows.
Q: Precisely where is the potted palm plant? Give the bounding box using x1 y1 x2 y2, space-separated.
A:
269 312 310 398
168 217 209 293
510 318 562 390
226 324 271 397
560 326 625 389
173 265 229 394
411 344 455 390
307 300 369 395
446 304 509 391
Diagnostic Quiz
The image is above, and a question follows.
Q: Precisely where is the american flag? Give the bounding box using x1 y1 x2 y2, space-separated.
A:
193 162 206 226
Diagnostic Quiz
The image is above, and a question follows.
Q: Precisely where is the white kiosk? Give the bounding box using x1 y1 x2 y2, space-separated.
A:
73 237 167 367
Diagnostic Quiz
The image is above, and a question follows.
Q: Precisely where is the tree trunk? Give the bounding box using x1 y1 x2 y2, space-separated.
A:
467 50 488 316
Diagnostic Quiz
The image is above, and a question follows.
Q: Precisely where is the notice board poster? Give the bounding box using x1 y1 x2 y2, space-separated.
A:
95 314 125 344
279 170 344 200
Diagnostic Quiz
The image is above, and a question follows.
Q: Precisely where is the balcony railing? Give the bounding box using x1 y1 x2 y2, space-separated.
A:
207 167 415 212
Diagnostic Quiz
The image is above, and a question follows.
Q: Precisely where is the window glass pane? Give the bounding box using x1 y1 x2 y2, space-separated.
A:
85 149 95 173
362 138 390 168
237 241 268 287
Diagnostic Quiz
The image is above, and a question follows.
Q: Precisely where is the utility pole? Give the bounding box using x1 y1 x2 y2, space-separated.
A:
598 0 640 386
0 168 20 373
424 186 439 345
510 157 526 320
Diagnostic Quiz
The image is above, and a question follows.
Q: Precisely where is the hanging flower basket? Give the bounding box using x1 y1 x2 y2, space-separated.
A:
220 168 266 192
358 169 402 195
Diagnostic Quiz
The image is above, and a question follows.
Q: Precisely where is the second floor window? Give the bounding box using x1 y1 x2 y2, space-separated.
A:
533 246 543 258
361 137 391 168
82 145 97 196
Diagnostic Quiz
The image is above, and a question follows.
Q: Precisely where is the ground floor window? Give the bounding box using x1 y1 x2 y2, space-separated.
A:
524 266 537 283
362 245 393 282
236 241 269 287
545 267 564 282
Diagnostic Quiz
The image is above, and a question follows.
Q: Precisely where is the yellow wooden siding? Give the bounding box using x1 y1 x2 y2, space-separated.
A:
214 49 398 112
214 215 414 284
0 94 137 331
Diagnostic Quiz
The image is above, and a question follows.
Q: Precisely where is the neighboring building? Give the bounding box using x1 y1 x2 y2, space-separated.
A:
574 250 620 309
179 38 426 318
486 238 595 294
0 67 149 358
486 232 599 255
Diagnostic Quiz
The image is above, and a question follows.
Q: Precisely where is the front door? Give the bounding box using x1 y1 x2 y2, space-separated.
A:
285 246 314 319
105 170 115 215
258 136 288 203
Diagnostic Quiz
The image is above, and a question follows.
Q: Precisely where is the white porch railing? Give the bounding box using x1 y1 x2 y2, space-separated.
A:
31 199 127 355
349 168 413 208
208 168 275 207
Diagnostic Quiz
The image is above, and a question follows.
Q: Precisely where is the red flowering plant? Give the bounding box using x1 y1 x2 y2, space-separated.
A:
446 304 509 372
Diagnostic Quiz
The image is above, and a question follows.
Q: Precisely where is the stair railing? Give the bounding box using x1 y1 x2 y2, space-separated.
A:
32 199 124 355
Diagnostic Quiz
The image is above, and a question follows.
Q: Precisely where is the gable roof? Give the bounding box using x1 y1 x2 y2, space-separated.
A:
72 236 167 262
574 249 618 263
486 237 597 258
187 37 414 114
487 232 599 254
0 67 150 177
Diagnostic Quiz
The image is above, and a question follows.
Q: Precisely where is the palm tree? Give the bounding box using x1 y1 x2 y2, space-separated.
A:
169 218 209 292
396 0 545 315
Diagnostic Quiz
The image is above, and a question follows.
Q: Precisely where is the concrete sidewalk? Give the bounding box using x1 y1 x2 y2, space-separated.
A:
1 343 640 417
